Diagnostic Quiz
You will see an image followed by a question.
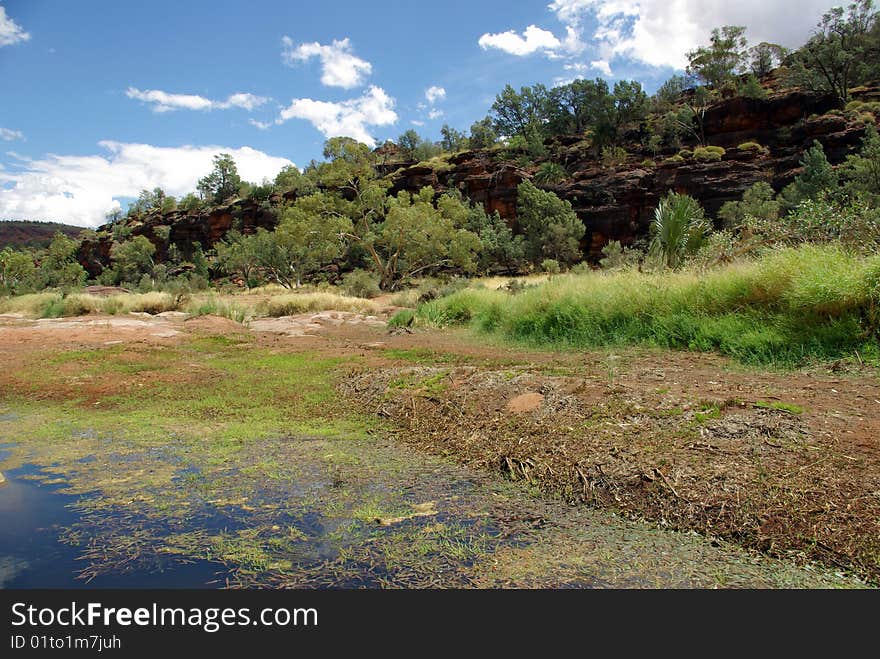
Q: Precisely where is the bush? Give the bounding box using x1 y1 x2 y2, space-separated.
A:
601 146 628 169
599 241 640 270
663 155 686 165
342 269 382 299
738 141 766 153
541 259 561 275
641 159 656 167
693 146 726 162
678 149 693 160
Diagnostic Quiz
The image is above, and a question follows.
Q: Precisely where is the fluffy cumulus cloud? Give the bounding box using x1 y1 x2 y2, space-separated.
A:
0 6 30 47
478 24 562 56
0 143 292 227
276 85 397 146
482 0 841 73
281 36 372 89
0 128 24 142
126 88 269 113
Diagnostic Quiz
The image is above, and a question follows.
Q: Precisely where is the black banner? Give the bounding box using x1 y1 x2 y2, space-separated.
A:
1 589 875 653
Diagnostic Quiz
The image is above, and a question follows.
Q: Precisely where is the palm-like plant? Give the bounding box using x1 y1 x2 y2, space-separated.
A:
533 162 569 185
650 192 710 268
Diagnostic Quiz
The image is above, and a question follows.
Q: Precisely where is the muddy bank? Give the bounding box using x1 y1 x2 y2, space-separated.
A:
342 365 880 582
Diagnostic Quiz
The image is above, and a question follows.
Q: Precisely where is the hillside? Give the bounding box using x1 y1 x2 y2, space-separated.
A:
0 220 85 250
76 81 879 275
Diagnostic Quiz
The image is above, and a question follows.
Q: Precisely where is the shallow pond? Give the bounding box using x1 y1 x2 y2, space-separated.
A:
0 431 865 589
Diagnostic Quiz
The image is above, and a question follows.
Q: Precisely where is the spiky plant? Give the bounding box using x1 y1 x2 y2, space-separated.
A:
650 192 710 268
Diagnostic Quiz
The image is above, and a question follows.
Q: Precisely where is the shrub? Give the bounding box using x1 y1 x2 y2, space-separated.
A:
738 141 766 153
342 269 382 299
601 146 628 169
663 155 686 165
541 259 561 275
599 241 640 270
693 146 726 162
678 149 693 160
641 159 656 167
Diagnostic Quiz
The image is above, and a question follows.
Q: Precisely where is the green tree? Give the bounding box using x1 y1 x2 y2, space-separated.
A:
546 78 612 135
397 129 422 160
749 42 789 77
0 248 37 294
197 153 242 203
686 25 749 88
786 0 879 106
739 75 767 99
40 233 86 288
652 75 691 110
216 231 261 287
781 140 839 208
127 187 175 217
361 188 481 289
650 192 710 268
516 180 584 267
110 235 156 284
718 182 780 229
842 124 880 205
468 118 497 149
440 124 469 152
271 195 352 287
490 84 550 140
463 200 525 274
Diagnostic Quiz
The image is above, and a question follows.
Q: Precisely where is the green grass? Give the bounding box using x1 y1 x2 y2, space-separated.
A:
755 401 805 414
404 245 880 368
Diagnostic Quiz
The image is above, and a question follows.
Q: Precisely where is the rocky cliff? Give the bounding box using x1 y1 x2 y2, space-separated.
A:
78 85 878 273
389 86 877 258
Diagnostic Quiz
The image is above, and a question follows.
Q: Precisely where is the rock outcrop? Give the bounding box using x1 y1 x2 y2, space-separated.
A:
78 85 878 272
388 87 876 259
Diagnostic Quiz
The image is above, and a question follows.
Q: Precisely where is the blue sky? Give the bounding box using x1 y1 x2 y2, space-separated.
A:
0 0 840 226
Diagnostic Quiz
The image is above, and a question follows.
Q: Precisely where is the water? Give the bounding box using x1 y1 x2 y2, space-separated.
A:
0 461 228 589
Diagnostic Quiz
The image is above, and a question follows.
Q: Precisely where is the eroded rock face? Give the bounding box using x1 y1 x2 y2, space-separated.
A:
78 86 878 272
77 198 279 277
388 87 876 259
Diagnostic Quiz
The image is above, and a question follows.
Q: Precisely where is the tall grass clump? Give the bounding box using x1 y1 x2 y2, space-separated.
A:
184 296 252 324
1 291 180 318
264 292 380 317
414 245 880 367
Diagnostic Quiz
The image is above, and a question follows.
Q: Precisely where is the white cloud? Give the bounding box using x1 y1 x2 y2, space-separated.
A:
481 0 840 74
478 25 561 56
0 142 292 227
547 0 843 71
276 85 397 147
126 88 269 113
591 59 613 76
410 120 425 127
425 86 446 104
249 119 273 130
0 7 30 47
0 128 24 142
281 36 372 89
428 109 444 120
